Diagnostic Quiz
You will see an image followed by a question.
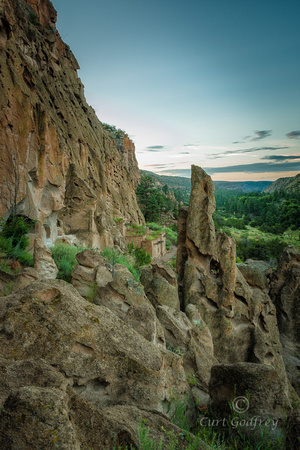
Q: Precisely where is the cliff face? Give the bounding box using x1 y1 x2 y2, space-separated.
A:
177 165 294 400
0 0 144 248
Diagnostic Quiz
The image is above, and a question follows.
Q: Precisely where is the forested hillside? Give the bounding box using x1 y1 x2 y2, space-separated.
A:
137 171 300 267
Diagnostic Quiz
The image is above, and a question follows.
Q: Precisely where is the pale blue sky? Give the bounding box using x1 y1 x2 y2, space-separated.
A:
53 0 300 180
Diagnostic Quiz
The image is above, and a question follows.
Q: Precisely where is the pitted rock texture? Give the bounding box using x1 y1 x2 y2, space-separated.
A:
177 165 290 393
0 0 144 249
72 250 166 348
0 267 39 296
156 305 217 390
270 247 300 395
141 260 180 310
0 280 198 448
208 362 291 421
0 357 196 449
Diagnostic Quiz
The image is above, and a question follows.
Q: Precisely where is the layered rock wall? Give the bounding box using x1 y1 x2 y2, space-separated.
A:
0 0 144 248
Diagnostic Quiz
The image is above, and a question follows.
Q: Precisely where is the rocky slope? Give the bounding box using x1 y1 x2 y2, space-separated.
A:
263 173 300 194
1 165 299 447
0 0 144 249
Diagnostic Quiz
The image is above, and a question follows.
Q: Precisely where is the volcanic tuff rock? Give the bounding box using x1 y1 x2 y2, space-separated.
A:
72 250 166 348
0 0 144 249
33 237 58 280
270 247 300 395
140 260 180 310
209 363 290 421
0 280 202 448
177 165 294 401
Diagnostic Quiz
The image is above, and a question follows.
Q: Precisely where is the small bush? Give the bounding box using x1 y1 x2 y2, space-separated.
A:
50 243 85 282
0 216 35 267
126 223 147 236
101 247 141 281
147 222 162 231
146 223 177 249
133 246 151 267
1 216 35 250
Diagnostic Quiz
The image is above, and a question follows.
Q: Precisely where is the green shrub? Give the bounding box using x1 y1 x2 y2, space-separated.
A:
101 247 141 281
236 235 287 265
137 420 163 450
0 216 35 267
10 244 33 266
1 216 35 250
164 227 177 245
167 344 185 357
50 243 85 282
146 223 177 250
167 256 176 271
147 222 163 231
133 246 151 267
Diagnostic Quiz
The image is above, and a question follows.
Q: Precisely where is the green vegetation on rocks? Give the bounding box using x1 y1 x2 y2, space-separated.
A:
0 216 35 268
50 243 85 282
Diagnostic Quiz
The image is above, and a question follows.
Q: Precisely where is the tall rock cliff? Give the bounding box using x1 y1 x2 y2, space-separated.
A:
0 0 144 248
177 165 296 402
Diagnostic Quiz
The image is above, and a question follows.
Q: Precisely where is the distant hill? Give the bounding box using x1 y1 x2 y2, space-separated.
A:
214 180 272 192
141 170 191 190
141 170 271 193
263 173 300 194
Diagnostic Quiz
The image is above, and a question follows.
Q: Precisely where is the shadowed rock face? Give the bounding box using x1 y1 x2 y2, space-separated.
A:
177 165 290 391
0 0 144 248
270 247 300 395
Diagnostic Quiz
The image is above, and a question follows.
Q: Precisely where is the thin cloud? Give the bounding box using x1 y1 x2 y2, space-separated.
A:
261 155 300 161
146 145 167 151
251 130 272 141
207 146 289 159
286 130 300 139
159 160 300 177
142 163 171 168
205 161 300 174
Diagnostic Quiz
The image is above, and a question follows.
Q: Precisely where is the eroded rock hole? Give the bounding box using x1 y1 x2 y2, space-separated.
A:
210 259 221 278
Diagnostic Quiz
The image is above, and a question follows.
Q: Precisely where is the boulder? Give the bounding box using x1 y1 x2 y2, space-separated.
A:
0 280 187 415
0 371 197 449
209 362 291 421
285 408 300 450
0 267 39 296
75 249 107 268
237 259 272 291
141 260 180 310
71 250 113 298
156 305 217 390
72 251 165 348
125 303 166 348
270 247 300 395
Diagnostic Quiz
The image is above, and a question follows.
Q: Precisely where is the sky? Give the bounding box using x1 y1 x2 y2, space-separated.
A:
53 0 300 181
